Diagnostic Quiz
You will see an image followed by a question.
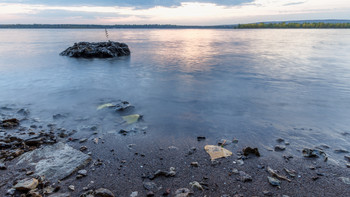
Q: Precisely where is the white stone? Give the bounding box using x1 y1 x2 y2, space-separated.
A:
17 142 91 181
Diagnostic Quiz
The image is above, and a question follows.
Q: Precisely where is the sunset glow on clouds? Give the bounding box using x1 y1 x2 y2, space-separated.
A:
0 0 349 25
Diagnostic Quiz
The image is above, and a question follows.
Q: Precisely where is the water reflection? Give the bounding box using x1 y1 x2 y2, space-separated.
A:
1 29 350 164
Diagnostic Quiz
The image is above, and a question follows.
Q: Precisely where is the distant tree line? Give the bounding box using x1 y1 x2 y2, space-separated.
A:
0 24 236 29
237 22 350 28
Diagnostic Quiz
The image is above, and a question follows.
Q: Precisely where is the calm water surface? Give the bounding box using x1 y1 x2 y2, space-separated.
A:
1 29 350 163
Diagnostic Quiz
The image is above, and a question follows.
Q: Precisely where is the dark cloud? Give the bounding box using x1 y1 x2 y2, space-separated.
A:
0 0 255 8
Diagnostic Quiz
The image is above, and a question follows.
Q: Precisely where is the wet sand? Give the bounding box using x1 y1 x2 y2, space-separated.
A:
1 114 350 197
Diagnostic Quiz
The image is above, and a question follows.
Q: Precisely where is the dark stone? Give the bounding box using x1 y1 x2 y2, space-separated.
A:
119 129 129 135
263 191 273 196
197 136 206 141
143 181 157 191
149 168 176 180
274 145 286 151
0 163 6 170
302 148 327 161
115 101 134 112
1 118 20 128
162 188 171 196
312 176 319 181
345 155 350 162
147 191 155 197
53 114 66 119
17 108 30 116
175 188 191 197
60 41 130 58
94 188 115 197
25 138 43 146
0 142 11 149
50 193 71 197
242 147 260 157
267 176 281 186
239 171 252 182
334 149 349 154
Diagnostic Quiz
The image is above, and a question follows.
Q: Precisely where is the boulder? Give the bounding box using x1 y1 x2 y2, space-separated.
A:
60 41 130 58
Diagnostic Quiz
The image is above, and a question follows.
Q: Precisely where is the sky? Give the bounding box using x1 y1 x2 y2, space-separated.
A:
0 0 349 25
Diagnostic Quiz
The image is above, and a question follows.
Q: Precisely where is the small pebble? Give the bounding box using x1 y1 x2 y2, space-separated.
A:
191 162 199 167
312 176 319 181
80 146 88 151
197 136 206 141
68 185 75 191
0 163 6 170
130 191 138 197
263 190 273 196
78 169 88 176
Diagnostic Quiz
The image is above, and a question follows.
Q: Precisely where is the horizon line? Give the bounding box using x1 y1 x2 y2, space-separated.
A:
1 19 350 28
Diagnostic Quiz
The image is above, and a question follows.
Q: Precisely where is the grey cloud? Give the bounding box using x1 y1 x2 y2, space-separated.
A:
283 1 306 6
23 9 123 19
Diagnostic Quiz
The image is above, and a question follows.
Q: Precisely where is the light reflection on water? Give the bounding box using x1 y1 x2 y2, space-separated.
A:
1 29 350 163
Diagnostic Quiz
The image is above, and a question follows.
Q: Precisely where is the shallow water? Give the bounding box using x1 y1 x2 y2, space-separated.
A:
1 29 350 164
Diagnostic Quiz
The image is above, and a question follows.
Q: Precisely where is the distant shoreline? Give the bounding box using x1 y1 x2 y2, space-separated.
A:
1 22 350 29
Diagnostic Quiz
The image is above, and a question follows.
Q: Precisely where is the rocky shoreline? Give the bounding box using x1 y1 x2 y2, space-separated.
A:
1 103 350 197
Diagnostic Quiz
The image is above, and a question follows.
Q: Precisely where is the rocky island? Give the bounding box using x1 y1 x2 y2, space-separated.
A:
60 41 131 58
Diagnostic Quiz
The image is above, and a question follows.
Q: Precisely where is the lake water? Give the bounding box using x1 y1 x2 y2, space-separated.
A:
1 29 350 164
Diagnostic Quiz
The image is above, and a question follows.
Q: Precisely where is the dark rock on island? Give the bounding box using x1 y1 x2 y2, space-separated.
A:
60 41 130 58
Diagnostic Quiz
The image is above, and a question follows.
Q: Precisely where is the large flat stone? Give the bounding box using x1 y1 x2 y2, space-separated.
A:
17 142 91 181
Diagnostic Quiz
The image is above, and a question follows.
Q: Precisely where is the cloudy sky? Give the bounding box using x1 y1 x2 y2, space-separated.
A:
0 0 349 25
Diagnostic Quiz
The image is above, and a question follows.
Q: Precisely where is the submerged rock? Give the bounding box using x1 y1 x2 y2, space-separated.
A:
274 145 286 151
302 148 327 161
334 149 349 154
218 139 231 146
1 118 19 128
60 41 130 58
345 155 350 162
